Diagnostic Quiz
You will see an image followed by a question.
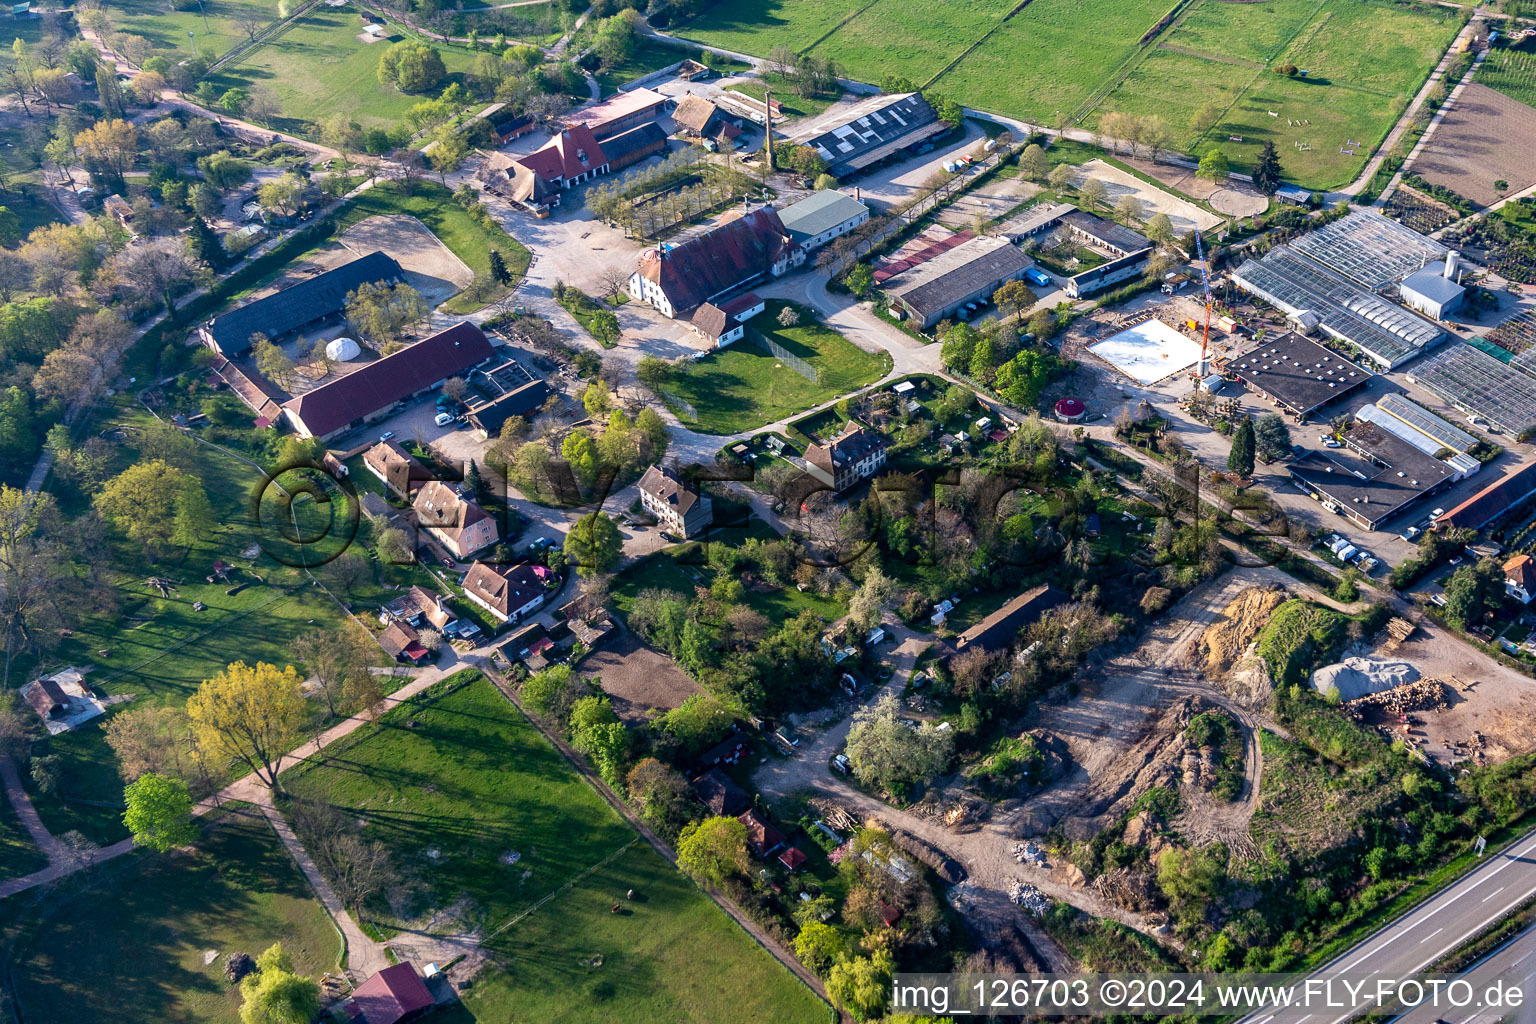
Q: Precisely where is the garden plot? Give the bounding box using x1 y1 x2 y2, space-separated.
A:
580 633 706 724
1073 159 1222 233
1413 83 1536 208
1088 318 1204 386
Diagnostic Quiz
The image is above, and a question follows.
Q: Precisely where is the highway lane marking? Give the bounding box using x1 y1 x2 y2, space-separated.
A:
1420 927 1444 944
1253 1016 1274 1024
1482 886 1505 903
1514 950 1533 967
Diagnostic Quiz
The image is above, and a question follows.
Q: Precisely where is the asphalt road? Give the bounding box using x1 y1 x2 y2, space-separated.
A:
1394 925 1536 1024
1240 829 1536 1024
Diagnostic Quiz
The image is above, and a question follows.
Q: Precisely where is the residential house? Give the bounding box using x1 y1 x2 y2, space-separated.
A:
776 190 870 252
461 561 557 624
280 322 496 441
347 962 435 1024
1506 554 1536 604
198 251 405 357
413 481 498 560
378 621 431 665
638 463 714 538
691 768 749 816
486 109 535 145
673 95 742 147
478 122 666 213
738 808 787 858
380 585 457 631
627 207 804 319
23 677 73 720
689 292 764 349
500 622 552 667
804 422 888 492
363 440 433 500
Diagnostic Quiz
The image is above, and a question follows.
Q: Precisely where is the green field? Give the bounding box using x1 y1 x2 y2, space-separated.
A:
283 675 830 1024
106 0 281 62
208 7 481 135
683 0 1463 188
1480 42 1536 110
661 300 890 435
4 809 340 1024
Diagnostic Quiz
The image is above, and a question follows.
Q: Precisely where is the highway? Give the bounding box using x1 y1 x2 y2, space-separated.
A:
1394 925 1536 1024
1239 829 1536 1024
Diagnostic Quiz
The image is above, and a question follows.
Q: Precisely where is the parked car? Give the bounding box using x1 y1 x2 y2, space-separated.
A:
378 430 395 442
1322 435 1343 449
774 726 800 748
434 412 454 427
1400 526 1420 542
832 753 851 774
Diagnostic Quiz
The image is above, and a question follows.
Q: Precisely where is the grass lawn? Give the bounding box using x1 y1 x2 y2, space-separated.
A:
282 675 830 1024
105 0 281 62
208 7 481 137
661 299 889 435
730 77 835 120
678 0 873 59
1478 41 1536 109
596 36 696 95
458 2 566 47
3 807 340 1024
1162 0 1324 66
334 180 530 314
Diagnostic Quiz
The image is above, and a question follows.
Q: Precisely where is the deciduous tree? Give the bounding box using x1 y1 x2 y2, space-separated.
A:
186 661 309 792
676 815 749 888
122 771 197 852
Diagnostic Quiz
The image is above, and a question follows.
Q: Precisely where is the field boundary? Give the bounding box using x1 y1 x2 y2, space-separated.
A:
1070 0 1203 123
205 0 324 75
797 0 885 57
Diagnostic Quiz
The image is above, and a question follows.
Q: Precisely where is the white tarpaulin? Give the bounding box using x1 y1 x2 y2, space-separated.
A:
1089 319 1204 385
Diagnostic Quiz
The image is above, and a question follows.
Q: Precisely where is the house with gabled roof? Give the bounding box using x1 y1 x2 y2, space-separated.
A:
363 440 434 500
804 422 887 492
638 463 713 538
461 561 557 624
198 251 404 356
627 207 803 318
690 292 764 349
412 481 498 560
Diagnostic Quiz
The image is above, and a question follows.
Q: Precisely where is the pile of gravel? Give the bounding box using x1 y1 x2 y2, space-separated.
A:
1312 658 1419 701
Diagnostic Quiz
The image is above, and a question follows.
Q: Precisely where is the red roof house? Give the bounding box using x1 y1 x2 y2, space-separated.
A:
347 963 433 1024
778 845 807 871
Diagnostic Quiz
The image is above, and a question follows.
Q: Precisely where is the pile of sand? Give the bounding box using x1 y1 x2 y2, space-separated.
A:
1198 587 1289 676
1312 658 1420 701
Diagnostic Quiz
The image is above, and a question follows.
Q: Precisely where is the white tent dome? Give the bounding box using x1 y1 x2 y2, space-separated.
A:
325 337 360 361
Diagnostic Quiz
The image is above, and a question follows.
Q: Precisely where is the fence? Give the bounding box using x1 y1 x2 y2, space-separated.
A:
747 328 818 384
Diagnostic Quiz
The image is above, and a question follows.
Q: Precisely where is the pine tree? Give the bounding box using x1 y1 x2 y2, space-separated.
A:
465 459 487 503
1253 141 1283 198
489 248 510 285
187 215 226 270
1228 417 1256 477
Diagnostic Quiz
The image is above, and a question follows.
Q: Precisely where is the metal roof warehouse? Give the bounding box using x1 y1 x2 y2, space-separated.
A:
1289 420 1456 531
885 236 1033 329
1228 332 1372 419
792 93 947 178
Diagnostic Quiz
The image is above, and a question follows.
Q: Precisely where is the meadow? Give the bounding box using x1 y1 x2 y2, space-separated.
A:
3 808 340 1024
282 674 830 1024
105 0 281 63
808 0 1017 89
207 7 481 136
660 299 889 434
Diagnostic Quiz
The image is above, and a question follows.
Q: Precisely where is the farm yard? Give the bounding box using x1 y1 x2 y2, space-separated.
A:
1411 82 1536 208
281 674 829 1024
205 6 481 136
680 0 1465 188
656 300 890 434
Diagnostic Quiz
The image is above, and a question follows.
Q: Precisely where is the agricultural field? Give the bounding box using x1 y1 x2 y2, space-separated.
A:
659 300 890 434
2 809 340 1024
1159 0 1322 66
808 0 1017 89
677 0 874 59
282 675 830 1024
1413 82 1536 207
105 0 281 63
1088 45 1255 149
207 7 480 136
1479 40 1536 110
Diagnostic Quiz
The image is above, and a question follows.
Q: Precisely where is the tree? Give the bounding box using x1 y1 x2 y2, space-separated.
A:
75 118 138 186
187 661 309 792
1048 162 1073 191
658 693 734 756
1197 147 1230 183
589 308 621 346
826 949 894 1021
257 173 305 220
345 281 428 347
429 126 469 183
794 920 846 976
582 378 612 417
253 336 297 390
1018 143 1049 181
846 262 874 298
1191 100 1223 137
1145 212 1174 246
239 944 320 1024
845 692 953 795
1443 559 1505 631
488 248 511 285
378 41 447 93
1080 177 1108 211
569 695 627 786
564 511 621 575
187 215 227 271
0 487 90 687
218 87 248 115
676 815 749 888
1115 194 1143 225
94 460 214 553
993 277 1038 323
777 304 801 328
103 238 202 317
847 566 895 631
289 625 377 717
1227 416 1255 476
520 664 587 724
122 772 197 852
626 757 694 839
288 800 398 911
1252 411 1291 462
1253 140 1283 197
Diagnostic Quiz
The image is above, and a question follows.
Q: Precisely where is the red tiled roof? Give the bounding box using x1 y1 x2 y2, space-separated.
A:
349 963 433 1024
874 230 974 283
517 125 606 184
1506 553 1536 592
719 292 762 320
778 845 807 871
635 208 797 316
1436 461 1536 532
282 323 494 438
462 561 549 618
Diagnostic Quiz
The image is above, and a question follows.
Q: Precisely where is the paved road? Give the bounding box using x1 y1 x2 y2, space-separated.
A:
1394 924 1536 1024
1239 829 1536 1024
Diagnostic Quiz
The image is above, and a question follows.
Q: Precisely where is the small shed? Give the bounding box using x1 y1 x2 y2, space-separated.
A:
347 963 434 1024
